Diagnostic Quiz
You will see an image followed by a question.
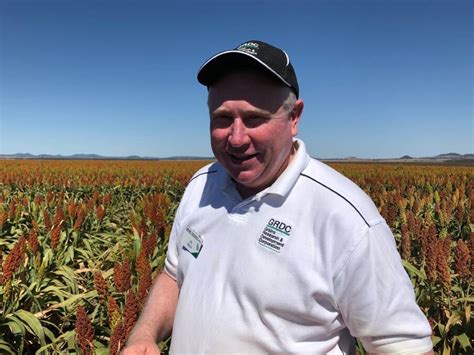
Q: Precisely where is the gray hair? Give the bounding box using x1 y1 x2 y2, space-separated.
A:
282 90 297 114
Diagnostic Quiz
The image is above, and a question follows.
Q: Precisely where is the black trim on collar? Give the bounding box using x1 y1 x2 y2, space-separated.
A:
189 170 218 183
300 173 370 228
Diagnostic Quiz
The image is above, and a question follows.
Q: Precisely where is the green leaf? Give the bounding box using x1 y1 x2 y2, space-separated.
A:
454 333 471 350
54 290 97 310
35 343 53 354
103 268 114 278
95 346 110 355
54 267 78 292
0 344 15 355
451 285 462 293
445 311 462 333
402 259 425 280
44 326 56 342
431 335 442 347
36 329 76 353
355 337 366 355
13 309 46 345
7 318 25 335
0 338 16 354
34 290 97 321
438 323 445 335
42 284 70 300
67 329 77 351
442 339 451 355
465 303 471 324
132 226 140 239
133 235 141 258
456 296 474 303
63 244 75 263
42 248 54 266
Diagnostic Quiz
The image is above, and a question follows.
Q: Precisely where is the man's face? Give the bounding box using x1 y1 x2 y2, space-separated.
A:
208 71 303 197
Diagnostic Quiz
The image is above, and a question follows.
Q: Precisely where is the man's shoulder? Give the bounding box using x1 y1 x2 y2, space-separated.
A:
184 161 228 198
189 161 221 183
299 158 384 227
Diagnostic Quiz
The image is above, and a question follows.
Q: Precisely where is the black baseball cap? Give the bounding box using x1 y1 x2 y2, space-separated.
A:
197 40 299 98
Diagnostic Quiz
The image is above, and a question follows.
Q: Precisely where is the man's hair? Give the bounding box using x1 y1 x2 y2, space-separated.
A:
282 90 297 114
207 87 296 118
207 67 297 117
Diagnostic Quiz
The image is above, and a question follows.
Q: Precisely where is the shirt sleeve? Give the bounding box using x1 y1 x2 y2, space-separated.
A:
333 221 433 354
164 198 184 281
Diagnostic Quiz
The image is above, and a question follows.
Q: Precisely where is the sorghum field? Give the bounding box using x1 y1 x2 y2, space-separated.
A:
0 160 472 354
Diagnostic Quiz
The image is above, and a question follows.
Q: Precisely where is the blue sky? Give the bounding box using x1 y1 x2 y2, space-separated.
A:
1 0 472 159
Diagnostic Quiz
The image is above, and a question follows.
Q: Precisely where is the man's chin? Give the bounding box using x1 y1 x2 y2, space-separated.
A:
230 171 261 188
219 160 264 187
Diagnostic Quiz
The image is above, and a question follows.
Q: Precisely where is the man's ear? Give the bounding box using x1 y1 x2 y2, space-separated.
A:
290 99 304 136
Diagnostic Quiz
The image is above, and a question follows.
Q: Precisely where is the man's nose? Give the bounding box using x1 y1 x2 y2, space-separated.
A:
228 118 250 147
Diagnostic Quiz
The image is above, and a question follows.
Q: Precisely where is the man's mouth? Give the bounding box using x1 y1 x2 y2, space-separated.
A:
229 153 258 163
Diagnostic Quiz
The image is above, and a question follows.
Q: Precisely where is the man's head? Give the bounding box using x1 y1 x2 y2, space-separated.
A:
198 41 304 198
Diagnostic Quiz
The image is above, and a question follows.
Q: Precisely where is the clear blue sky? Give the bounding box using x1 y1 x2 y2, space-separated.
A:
1 0 472 159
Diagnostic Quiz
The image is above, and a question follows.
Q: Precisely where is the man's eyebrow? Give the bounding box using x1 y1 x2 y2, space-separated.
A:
211 107 273 117
211 108 231 117
245 108 273 117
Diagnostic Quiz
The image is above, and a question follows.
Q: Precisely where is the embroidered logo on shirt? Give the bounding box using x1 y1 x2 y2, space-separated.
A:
257 218 292 254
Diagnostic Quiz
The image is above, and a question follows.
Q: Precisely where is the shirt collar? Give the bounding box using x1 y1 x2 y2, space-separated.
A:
264 138 310 197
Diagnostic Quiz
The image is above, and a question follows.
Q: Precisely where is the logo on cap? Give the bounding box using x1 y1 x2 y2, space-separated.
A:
237 42 259 55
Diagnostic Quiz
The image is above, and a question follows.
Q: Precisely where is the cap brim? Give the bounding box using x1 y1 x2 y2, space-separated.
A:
197 50 292 88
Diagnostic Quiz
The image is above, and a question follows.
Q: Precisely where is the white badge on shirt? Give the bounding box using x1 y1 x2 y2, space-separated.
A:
182 225 203 258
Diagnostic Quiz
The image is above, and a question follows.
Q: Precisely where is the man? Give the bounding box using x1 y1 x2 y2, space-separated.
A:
123 40 433 354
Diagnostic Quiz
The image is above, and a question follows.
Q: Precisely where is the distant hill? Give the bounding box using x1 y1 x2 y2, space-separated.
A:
0 153 213 160
420 153 474 161
432 153 461 159
0 152 472 162
344 156 363 161
69 154 103 159
321 152 474 162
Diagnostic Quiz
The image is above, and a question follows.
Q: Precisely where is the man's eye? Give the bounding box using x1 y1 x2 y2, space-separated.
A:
213 116 232 122
211 116 233 127
245 116 268 127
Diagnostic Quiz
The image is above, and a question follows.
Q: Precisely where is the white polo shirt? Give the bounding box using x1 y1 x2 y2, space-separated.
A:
164 139 433 354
